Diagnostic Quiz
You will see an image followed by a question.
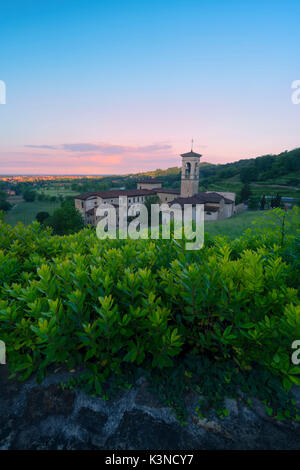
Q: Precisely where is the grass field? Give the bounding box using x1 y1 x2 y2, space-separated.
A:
206 181 299 199
204 210 268 239
4 201 60 226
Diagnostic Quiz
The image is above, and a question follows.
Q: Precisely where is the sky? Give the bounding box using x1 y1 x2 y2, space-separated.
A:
0 0 299 175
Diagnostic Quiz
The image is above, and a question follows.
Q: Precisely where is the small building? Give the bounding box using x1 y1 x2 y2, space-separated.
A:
137 179 163 190
173 192 235 220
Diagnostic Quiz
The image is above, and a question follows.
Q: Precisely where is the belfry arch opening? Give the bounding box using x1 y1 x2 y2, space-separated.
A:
185 162 191 178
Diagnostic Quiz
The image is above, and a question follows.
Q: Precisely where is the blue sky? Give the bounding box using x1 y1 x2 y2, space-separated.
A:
0 0 299 174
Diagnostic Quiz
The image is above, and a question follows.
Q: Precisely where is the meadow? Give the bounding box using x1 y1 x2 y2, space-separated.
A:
4 200 60 226
204 210 266 239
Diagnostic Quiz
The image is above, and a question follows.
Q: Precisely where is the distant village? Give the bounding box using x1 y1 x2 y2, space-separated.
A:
0 175 104 183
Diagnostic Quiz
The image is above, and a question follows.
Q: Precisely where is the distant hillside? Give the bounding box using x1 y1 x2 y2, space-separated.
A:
199 148 300 186
127 148 300 187
130 166 180 178
125 148 300 185
119 163 213 189
115 147 300 194
130 162 213 178
85 148 300 193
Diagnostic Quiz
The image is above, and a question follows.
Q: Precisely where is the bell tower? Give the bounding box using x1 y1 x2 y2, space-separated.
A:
180 148 202 197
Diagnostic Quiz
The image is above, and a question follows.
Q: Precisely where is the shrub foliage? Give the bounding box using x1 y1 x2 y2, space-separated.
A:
0 209 300 420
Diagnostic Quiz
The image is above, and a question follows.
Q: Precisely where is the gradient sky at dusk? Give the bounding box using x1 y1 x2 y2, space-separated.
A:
0 0 299 174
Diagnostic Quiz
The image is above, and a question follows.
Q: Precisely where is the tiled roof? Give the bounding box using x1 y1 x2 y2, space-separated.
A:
197 191 234 204
74 189 158 200
172 196 205 206
180 150 202 158
75 189 233 203
137 179 163 184
172 192 234 206
172 197 221 213
196 192 224 203
156 188 180 194
74 192 98 200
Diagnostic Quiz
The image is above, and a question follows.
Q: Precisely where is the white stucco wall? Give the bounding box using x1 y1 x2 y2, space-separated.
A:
222 203 234 218
204 211 219 221
156 192 177 203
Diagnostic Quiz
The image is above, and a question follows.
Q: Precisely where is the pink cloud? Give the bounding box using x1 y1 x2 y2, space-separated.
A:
0 141 179 174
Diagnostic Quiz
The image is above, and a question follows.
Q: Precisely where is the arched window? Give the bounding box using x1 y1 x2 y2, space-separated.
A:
185 162 191 178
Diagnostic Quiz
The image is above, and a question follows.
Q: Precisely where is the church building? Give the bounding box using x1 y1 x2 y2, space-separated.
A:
74 149 235 225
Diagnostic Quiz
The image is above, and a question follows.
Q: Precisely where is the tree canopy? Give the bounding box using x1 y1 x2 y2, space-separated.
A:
45 204 84 235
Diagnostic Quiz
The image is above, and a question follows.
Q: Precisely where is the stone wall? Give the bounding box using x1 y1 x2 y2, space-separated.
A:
1 365 300 450
234 203 246 214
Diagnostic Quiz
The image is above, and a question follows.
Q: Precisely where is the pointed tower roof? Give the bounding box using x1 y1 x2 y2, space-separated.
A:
180 150 202 158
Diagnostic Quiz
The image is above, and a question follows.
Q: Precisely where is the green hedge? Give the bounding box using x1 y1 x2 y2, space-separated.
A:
0 209 300 420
